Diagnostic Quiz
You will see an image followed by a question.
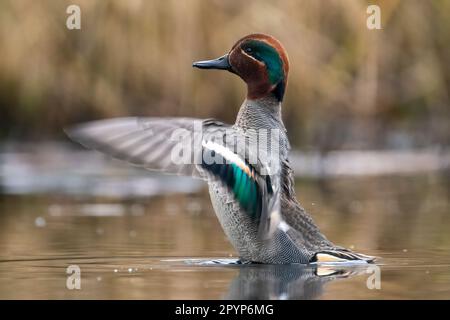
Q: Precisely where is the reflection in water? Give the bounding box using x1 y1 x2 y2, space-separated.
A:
224 263 369 300
184 258 371 299
0 146 449 299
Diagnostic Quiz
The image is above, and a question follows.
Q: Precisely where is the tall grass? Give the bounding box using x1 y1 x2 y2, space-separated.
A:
0 0 448 149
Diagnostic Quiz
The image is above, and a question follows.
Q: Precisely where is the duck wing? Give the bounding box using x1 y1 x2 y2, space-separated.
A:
66 117 209 178
66 117 282 239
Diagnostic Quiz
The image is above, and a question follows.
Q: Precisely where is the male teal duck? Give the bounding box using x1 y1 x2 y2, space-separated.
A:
67 34 374 264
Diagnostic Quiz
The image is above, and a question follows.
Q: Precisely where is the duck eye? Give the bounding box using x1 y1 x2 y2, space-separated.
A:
245 47 252 54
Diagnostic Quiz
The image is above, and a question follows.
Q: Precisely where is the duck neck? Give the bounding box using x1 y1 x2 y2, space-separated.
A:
235 96 291 180
235 96 284 130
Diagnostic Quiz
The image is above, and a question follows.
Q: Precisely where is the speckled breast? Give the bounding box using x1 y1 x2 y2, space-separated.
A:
207 181 309 264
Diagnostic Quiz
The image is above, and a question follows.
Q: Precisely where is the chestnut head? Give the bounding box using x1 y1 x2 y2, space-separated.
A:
193 34 289 102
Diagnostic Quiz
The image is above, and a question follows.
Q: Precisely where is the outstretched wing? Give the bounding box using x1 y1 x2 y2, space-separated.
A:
65 117 208 178
66 117 281 238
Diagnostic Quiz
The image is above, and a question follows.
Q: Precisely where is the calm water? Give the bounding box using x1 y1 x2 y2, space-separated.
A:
0 146 449 299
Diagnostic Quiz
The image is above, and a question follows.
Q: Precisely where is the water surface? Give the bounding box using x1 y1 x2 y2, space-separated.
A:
0 146 449 299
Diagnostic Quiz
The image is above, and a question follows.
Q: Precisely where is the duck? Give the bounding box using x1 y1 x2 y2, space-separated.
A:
67 33 375 264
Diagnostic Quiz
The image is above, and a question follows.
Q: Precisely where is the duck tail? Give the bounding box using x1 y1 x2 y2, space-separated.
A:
311 249 376 264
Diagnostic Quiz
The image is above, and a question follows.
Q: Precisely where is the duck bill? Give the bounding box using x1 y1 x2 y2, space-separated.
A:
193 54 231 70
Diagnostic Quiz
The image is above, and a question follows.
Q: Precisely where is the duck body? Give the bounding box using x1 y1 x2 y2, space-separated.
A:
67 33 374 264
208 98 354 263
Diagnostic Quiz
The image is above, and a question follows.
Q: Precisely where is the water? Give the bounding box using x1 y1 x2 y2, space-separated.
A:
0 145 449 299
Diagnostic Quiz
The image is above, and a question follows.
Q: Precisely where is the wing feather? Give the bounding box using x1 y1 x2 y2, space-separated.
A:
66 117 282 239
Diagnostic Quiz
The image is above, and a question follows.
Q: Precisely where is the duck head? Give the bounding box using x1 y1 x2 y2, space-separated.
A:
193 34 289 102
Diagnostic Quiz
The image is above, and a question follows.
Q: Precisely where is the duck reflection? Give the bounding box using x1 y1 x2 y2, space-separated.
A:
224 263 369 300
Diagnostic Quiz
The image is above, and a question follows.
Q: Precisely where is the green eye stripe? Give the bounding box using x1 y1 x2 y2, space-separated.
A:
244 40 284 85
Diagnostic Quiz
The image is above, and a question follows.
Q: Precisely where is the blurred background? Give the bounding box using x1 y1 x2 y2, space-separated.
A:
0 0 448 150
0 0 449 299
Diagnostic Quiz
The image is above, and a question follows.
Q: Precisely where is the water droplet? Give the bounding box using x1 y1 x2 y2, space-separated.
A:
279 293 288 300
128 268 133 273
402 249 408 253
35 217 46 228
113 269 118 273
